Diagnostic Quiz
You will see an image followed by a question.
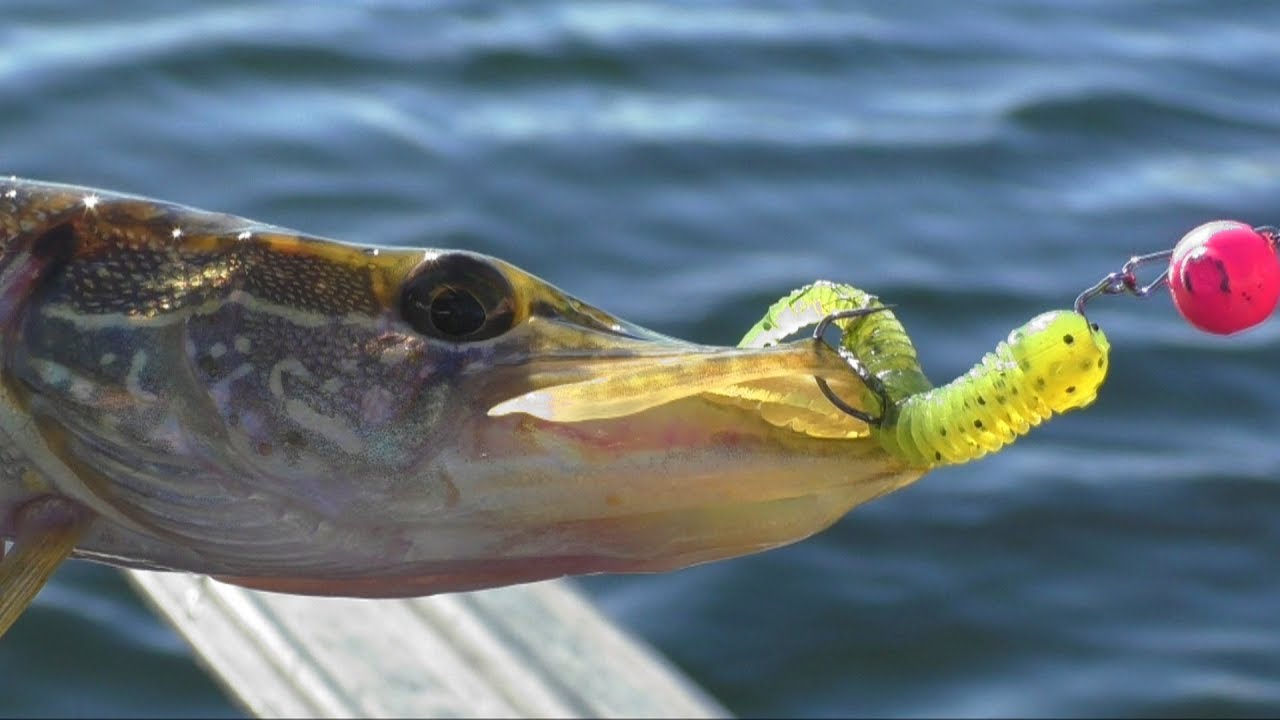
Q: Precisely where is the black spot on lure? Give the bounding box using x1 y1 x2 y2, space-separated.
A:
739 281 1111 468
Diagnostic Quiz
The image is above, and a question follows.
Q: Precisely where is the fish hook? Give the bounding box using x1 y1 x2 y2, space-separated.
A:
812 306 894 427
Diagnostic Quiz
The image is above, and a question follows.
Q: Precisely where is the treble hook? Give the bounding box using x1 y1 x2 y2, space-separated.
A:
812 305 895 427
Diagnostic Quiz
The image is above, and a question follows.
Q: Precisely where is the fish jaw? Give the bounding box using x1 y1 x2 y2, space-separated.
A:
211 397 924 597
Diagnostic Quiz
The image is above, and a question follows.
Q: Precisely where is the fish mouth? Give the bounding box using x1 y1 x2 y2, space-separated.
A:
479 293 875 432
488 313 860 420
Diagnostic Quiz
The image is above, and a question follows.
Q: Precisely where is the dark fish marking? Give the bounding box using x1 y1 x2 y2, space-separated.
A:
0 220 79 332
32 222 78 268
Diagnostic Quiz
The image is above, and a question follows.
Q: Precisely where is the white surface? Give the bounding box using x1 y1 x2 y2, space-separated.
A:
126 570 729 719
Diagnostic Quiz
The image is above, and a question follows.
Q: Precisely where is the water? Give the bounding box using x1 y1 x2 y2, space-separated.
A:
3 1 1280 716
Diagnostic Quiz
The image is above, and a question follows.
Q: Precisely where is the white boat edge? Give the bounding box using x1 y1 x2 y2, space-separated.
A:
125 570 732 719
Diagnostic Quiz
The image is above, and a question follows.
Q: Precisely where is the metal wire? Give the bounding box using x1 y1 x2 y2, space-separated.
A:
1075 225 1280 318
1073 248 1174 317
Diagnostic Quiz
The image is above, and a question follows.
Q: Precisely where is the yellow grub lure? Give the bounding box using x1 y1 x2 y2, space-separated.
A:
740 282 1112 468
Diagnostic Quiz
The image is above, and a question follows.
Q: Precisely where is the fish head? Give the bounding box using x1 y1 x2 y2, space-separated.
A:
2 179 921 595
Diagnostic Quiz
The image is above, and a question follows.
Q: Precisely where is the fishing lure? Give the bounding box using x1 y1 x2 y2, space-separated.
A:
753 221 1280 470
873 310 1108 467
740 283 1110 468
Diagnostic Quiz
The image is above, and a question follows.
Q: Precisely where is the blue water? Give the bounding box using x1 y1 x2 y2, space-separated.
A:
4 1 1280 717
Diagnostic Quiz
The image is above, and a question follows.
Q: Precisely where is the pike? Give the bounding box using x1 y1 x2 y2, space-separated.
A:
0 178 923 637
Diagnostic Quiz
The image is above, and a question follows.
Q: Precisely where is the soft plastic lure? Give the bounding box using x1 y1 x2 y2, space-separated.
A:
740 283 1110 468
747 221 1280 470
884 311 1108 467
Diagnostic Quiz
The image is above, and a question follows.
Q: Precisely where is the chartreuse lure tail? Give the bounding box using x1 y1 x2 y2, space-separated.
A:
879 310 1110 467
741 282 1111 468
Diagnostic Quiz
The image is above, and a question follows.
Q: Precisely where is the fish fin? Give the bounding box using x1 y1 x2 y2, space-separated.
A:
0 499 92 639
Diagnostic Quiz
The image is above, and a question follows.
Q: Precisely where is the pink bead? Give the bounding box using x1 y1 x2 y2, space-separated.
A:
1168 221 1280 335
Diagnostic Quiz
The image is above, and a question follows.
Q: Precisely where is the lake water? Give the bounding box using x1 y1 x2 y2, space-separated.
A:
3 1 1280 717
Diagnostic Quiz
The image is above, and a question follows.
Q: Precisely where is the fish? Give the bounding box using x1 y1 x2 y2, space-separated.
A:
0 177 924 637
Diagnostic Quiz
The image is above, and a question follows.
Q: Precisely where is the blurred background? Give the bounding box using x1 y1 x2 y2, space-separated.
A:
3 1 1280 717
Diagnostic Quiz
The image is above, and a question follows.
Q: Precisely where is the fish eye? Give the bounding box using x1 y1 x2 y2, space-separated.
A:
400 253 516 341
